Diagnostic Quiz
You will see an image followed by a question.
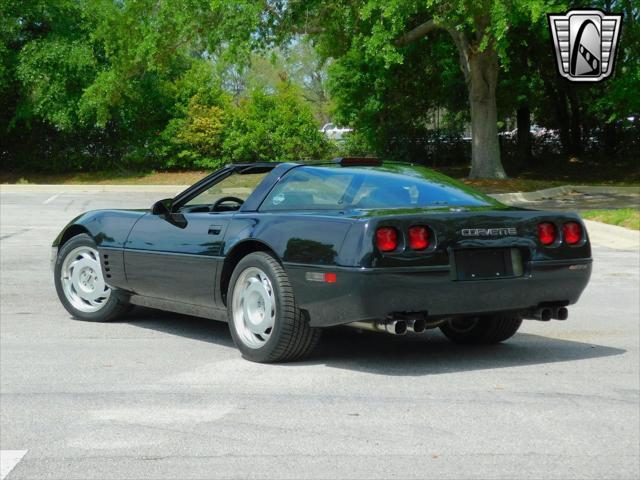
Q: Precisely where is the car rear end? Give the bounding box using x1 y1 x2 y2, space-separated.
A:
265 160 592 329
297 207 592 327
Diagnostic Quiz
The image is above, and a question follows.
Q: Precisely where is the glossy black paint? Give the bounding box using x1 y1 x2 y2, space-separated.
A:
53 162 593 327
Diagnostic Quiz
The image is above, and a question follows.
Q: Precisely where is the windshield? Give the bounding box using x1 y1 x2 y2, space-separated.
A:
261 165 496 211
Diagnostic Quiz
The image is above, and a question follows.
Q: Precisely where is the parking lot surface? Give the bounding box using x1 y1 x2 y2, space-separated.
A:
1 187 639 479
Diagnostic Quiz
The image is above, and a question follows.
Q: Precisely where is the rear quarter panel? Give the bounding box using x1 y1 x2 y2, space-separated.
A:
223 212 355 265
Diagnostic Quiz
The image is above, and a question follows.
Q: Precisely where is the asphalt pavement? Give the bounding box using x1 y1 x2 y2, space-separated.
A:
1 187 639 479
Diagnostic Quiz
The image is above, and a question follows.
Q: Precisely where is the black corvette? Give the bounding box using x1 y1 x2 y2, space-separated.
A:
52 158 592 362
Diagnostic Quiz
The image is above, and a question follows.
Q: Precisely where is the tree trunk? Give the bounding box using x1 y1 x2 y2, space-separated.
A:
467 49 506 179
399 21 506 178
545 79 572 155
603 120 617 157
516 104 532 168
557 97 572 155
567 88 582 156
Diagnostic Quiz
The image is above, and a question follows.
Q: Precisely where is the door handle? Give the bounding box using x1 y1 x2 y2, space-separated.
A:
208 225 222 235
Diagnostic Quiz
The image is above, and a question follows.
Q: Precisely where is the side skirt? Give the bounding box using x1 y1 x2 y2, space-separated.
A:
129 294 228 322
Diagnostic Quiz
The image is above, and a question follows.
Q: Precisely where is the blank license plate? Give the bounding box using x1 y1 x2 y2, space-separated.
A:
455 248 522 280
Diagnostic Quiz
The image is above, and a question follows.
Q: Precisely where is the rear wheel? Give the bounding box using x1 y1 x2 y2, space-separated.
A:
227 252 321 363
440 314 522 344
54 233 130 322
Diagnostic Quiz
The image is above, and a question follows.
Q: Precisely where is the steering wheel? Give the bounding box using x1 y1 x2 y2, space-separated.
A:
210 196 244 212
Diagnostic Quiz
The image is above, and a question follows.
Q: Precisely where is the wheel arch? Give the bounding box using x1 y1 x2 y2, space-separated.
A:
220 239 280 306
57 224 91 248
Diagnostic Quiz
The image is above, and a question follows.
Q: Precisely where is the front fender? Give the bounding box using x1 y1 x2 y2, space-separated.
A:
52 210 147 248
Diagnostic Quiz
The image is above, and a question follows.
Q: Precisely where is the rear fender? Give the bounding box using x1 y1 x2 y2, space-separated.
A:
223 213 354 266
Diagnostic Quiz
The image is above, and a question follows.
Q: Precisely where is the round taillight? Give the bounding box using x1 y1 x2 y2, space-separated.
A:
376 227 398 252
408 226 430 250
538 222 557 245
563 221 582 245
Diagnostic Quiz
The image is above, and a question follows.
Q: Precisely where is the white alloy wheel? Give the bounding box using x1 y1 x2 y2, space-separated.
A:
60 246 111 313
232 266 277 348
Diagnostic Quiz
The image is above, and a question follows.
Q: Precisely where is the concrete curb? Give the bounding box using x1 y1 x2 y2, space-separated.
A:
491 185 640 203
584 220 640 251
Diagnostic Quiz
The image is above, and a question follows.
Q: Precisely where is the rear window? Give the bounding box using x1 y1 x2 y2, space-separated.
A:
261 165 494 211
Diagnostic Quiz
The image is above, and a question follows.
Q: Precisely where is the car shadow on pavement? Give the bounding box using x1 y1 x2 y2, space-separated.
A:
118 307 236 348
120 307 625 375
304 327 626 376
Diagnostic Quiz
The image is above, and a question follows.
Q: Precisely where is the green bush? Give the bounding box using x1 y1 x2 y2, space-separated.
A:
162 95 226 169
221 83 330 164
147 83 330 170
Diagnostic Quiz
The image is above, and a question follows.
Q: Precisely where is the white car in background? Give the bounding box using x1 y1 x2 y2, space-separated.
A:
319 123 353 141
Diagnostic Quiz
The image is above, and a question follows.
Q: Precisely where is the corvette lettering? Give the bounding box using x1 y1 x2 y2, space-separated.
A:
461 227 518 236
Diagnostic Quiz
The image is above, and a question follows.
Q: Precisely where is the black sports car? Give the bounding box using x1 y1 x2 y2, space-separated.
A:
52 158 592 362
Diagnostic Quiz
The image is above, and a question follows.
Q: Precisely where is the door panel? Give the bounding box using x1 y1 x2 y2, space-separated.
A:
124 212 231 307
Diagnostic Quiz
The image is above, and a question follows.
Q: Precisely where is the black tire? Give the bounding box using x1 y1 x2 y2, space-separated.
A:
54 233 130 322
227 252 321 363
440 314 522 344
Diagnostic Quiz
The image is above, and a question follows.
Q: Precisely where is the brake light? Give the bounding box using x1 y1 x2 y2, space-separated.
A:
408 226 430 250
538 222 557 245
336 156 382 167
563 222 582 244
376 227 398 252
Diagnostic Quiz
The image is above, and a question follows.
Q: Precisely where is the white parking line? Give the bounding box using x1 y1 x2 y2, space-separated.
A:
42 193 61 204
0 450 27 480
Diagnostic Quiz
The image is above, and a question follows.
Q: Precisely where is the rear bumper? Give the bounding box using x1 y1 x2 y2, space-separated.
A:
285 258 592 327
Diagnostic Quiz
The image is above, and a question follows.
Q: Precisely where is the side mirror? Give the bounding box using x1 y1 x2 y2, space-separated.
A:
151 198 173 215
151 198 187 228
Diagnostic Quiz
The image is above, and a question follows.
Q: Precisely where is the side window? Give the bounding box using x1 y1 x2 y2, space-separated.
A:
262 168 353 210
182 172 267 210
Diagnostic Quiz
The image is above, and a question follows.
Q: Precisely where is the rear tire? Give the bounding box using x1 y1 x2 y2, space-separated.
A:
227 252 321 363
440 314 522 344
54 233 131 322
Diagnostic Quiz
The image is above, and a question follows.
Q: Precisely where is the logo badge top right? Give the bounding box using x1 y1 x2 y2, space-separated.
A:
548 9 623 83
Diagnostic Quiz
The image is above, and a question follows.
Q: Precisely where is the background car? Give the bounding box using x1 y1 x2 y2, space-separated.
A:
319 123 354 141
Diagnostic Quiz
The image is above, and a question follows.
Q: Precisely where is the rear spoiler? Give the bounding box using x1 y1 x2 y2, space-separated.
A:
332 157 382 167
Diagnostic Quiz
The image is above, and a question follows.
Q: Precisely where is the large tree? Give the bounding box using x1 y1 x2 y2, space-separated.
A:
327 31 468 163
393 2 509 178
240 0 550 178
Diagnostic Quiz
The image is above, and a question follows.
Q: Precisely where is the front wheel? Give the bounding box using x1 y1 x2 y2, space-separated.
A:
54 233 130 322
440 314 522 344
227 252 321 363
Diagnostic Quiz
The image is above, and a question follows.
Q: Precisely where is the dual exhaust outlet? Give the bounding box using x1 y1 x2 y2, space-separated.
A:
348 316 427 336
527 306 569 321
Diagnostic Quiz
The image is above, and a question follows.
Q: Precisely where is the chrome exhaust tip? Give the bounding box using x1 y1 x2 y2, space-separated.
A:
530 308 553 321
555 307 569 320
406 318 426 334
385 320 407 335
346 320 407 335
